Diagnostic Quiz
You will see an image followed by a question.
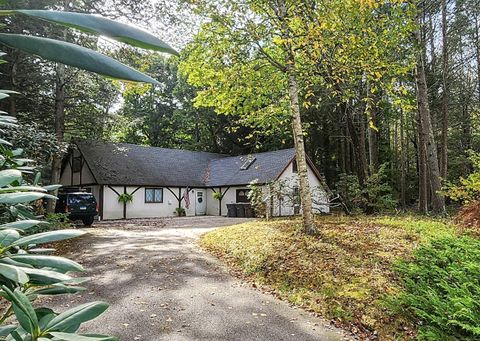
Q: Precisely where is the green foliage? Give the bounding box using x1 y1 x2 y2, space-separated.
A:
336 164 397 213
394 236 480 340
0 33 160 85
117 193 133 204
443 151 480 204
5 122 68 170
44 213 72 231
212 191 222 200
0 9 178 84
0 118 115 339
0 44 116 338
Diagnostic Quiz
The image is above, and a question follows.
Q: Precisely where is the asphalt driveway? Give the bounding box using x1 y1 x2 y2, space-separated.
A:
48 216 347 341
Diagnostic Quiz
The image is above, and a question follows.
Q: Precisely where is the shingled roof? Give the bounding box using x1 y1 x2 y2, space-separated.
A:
76 140 297 187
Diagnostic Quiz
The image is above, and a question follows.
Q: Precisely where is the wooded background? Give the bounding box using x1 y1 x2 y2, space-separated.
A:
1 0 478 214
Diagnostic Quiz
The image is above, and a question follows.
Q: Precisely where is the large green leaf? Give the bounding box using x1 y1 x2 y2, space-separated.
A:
43 184 63 192
0 220 42 231
0 229 20 247
0 186 48 193
0 325 16 337
0 169 22 187
0 34 160 85
2 10 178 56
33 284 86 296
49 332 118 341
0 263 29 284
20 267 72 285
2 286 39 336
12 230 85 248
45 301 109 333
0 191 47 204
10 255 84 273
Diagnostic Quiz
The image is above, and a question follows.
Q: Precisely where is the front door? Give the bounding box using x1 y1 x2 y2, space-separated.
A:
195 189 206 215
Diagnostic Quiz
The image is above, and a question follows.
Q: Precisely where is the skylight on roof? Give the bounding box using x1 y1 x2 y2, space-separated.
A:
240 156 256 170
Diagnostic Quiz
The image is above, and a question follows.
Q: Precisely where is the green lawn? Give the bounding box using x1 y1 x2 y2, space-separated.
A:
200 215 464 339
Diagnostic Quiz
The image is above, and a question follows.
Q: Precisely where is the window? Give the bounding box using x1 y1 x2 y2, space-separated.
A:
236 189 250 203
292 160 298 173
145 188 163 203
240 156 256 170
72 156 82 173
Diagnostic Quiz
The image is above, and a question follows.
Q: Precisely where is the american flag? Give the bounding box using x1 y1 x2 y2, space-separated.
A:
182 187 191 209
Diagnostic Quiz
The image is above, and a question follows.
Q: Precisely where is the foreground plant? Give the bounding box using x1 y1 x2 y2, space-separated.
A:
0 8 177 340
0 111 116 340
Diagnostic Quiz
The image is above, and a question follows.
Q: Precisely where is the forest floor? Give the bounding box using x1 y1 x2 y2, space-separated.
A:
199 215 467 340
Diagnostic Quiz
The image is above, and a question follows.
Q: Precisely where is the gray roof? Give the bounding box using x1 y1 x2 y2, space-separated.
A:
205 149 296 187
76 140 296 187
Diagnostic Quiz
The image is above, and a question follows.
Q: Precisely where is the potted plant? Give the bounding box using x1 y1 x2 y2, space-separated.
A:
175 207 186 216
213 191 222 201
118 193 134 204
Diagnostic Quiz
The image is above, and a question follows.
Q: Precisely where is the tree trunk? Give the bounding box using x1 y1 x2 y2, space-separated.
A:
367 106 379 174
400 108 406 210
346 108 368 185
51 62 66 182
415 24 446 214
440 0 448 179
48 1 69 212
475 14 480 101
416 111 428 213
47 62 66 213
285 57 316 235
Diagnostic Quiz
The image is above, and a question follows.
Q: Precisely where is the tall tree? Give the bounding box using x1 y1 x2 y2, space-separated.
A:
440 0 449 179
415 12 446 214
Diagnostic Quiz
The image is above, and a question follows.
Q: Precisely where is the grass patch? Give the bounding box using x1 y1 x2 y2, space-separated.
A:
200 215 463 339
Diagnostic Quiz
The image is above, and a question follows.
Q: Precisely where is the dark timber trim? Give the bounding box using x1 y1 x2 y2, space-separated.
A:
123 186 127 219
79 156 83 186
107 186 121 196
69 154 73 186
212 186 230 216
166 187 182 209
99 185 104 220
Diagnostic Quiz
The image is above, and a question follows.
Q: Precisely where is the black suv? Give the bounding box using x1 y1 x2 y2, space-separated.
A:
55 192 98 226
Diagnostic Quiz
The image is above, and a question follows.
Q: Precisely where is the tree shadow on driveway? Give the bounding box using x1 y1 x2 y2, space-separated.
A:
47 217 348 341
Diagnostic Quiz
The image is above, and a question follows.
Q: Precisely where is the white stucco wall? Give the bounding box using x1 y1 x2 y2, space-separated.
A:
60 151 96 187
268 161 329 216
206 188 219 216
102 186 199 220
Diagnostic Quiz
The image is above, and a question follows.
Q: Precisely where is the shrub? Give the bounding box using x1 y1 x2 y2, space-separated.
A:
174 207 186 216
0 115 116 339
443 151 480 204
336 164 397 213
394 236 480 340
44 213 73 231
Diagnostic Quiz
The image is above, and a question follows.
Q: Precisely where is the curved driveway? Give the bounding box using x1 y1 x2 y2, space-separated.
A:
50 217 347 341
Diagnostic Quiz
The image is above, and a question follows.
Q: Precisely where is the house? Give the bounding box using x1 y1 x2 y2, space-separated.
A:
60 140 330 220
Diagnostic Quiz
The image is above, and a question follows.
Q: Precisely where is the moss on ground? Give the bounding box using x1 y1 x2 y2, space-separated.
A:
199 215 461 340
